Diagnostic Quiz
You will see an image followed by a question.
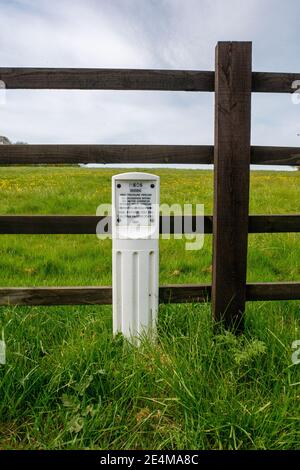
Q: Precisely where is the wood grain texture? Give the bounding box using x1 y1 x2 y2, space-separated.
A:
212 42 252 331
0 215 211 234
251 146 300 165
1 67 299 94
0 284 211 305
248 215 300 233
0 144 299 165
0 286 112 305
246 282 300 301
0 283 298 305
159 284 211 303
0 144 213 165
0 215 298 234
252 72 300 93
0 67 214 91
0 215 110 234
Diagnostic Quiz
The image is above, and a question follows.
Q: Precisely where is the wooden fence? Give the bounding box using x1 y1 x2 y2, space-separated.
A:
0 41 299 330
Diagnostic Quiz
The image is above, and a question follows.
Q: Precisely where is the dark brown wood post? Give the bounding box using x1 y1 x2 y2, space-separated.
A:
212 42 252 332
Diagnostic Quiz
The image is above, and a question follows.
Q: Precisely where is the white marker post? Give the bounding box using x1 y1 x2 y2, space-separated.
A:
112 172 159 341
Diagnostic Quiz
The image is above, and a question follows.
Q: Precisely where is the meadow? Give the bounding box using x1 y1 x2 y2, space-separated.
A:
0 166 299 449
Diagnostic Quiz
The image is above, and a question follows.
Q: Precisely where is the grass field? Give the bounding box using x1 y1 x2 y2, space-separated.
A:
0 166 299 449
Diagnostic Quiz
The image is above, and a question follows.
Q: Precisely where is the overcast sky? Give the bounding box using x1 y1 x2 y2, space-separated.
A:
0 0 299 146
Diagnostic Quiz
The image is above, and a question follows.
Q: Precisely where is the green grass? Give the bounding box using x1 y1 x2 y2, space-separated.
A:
0 167 299 449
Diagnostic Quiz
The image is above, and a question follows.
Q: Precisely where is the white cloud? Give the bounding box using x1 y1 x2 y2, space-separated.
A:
0 0 299 146
0 0 153 67
1 89 213 144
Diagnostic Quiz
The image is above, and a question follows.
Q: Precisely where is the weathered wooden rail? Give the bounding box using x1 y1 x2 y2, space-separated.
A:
1 67 300 93
0 41 299 330
0 215 299 234
0 282 299 306
0 144 299 165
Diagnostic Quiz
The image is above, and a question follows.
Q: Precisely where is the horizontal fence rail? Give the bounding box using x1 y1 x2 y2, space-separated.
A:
0 68 300 93
0 145 300 165
251 146 300 166
0 144 214 165
0 215 299 234
252 72 300 93
0 68 215 91
0 282 299 306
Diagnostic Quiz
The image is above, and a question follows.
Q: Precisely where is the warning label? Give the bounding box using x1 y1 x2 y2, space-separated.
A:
115 180 156 226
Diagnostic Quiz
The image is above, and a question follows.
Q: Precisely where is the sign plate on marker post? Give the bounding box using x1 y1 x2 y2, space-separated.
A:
112 172 160 341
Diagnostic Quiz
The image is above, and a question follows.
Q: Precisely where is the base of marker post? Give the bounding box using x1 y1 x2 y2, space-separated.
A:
112 246 159 340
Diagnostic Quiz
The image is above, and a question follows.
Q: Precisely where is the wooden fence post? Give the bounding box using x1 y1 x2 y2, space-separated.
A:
212 42 252 332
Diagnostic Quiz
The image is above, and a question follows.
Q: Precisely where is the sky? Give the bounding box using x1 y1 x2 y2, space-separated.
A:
0 0 299 147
